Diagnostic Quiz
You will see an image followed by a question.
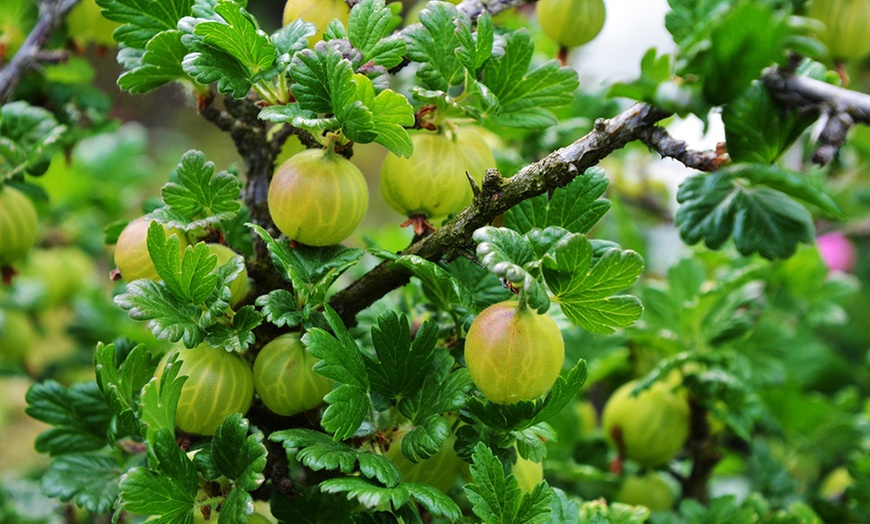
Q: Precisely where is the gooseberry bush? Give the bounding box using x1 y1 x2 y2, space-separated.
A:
2 0 870 522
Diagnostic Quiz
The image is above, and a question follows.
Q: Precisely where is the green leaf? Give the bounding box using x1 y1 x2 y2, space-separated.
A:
25 380 113 456
203 304 262 353
473 227 550 313
138 353 186 443
723 81 817 165
94 343 156 436
675 168 818 259
303 306 372 440
400 414 451 463
480 30 579 128
348 0 407 68
542 235 644 334
271 429 401 487
151 234 219 306
399 349 473 423
549 488 581 524
118 30 190 93
182 44 253 98
150 150 242 231
208 413 266 489
365 311 438 400
0 100 66 177
404 1 466 91
270 487 357 524
465 360 587 432
95 0 194 49
290 43 356 115
388 254 475 311
504 167 610 234
258 104 338 135
689 1 790 106
360 78 415 158
455 11 493 75
514 423 556 463
256 289 306 328
665 0 726 49
249 224 364 305
194 1 276 77
320 478 461 520
119 429 197 523
465 442 552 524
273 19 317 66
114 278 205 347
41 452 123 514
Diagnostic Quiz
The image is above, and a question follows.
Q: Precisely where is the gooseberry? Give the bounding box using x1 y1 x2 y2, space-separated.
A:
113 217 188 282
0 185 39 267
252 333 332 417
536 0 606 48
155 344 254 436
464 301 565 404
513 454 544 494
615 473 675 511
601 378 690 467
380 129 495 229
806 0 870 61
268 148 369 246
282 0 350 42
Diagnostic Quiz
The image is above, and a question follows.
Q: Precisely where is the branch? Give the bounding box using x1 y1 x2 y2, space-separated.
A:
456 0 532 19
637 126 724 172
762 64 870 166
0 0 80 103
329 103 671 325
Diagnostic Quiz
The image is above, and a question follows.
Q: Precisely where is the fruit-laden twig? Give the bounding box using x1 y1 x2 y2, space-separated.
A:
762 63 870 166
329 103 672 325
0 0 80 103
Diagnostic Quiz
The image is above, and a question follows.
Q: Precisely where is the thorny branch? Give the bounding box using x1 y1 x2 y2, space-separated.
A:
328 103 672 325
762 62 870 166
0 0 80 103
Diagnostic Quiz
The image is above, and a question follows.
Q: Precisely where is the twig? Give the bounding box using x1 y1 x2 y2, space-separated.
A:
762 64 870 166
329 103 672 325
0 0 81 103
637 126 723 172
456 0 532 19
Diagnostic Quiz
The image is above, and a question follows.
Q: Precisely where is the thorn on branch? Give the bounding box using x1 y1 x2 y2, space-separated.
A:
637 126 723 172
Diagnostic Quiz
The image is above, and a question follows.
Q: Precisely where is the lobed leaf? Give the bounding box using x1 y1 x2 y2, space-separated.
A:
150 149 242 231
25 380 113 456
118 429 197 523
365 311 438 400
675 167 820 259
95 0 194 49
117 30 189 93
271 429 401 487
320 477 461 520
480 30 579 128
41 452 123 515
94 343 155 436
542 235 644 334
404 1 467 91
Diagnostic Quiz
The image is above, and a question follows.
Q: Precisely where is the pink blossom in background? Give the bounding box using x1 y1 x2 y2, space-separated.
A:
817 232 857 273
